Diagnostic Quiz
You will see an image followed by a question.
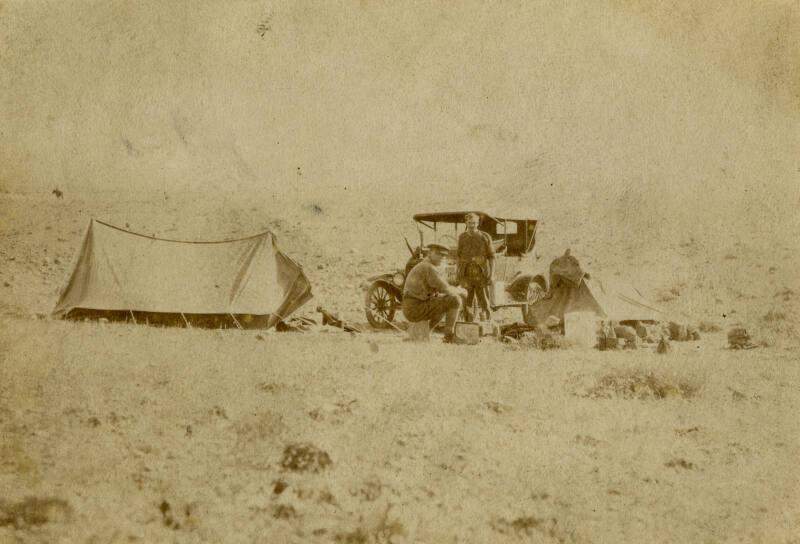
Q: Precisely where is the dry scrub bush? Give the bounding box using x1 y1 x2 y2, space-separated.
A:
234 412 285 442
585 368 702 400
656 281 687 303
0 497 72 528
280 443 332 473
504 332 577 352
751 308 799 347
491 515 570 542
334 508 405 544
697 320 722 333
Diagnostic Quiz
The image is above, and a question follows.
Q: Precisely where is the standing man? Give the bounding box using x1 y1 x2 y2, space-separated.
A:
402 243 466 343
457 212 495 322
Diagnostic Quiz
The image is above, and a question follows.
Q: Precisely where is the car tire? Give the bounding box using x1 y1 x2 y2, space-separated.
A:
365 282 397 329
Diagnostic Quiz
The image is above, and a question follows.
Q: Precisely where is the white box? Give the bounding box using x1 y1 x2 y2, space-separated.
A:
454 322 481 345
489 281 506 306
564 312 600 348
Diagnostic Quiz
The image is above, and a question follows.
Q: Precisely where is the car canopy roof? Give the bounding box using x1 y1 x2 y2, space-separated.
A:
414 211 497 226
413 210 537 225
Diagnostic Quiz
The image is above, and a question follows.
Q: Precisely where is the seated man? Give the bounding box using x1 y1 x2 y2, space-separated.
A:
457 212 495 322
402 243 465 344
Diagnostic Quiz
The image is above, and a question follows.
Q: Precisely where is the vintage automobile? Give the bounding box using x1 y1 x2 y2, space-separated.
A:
362 211 549 328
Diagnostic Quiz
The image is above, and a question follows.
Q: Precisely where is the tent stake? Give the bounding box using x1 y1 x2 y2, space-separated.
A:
128 310 137 325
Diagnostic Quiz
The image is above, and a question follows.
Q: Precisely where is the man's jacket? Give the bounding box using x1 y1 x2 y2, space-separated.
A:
456 230 495 282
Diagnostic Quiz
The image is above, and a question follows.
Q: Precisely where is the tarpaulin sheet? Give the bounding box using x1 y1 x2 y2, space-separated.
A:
527 276 664 324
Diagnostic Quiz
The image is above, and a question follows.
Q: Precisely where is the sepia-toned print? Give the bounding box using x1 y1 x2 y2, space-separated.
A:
1 2 798 542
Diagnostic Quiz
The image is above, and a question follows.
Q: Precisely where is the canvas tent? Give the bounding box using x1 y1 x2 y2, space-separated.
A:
53 219 312 328
525 251 663 325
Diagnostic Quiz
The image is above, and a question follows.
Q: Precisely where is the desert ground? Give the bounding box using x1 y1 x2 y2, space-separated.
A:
1 187 799 543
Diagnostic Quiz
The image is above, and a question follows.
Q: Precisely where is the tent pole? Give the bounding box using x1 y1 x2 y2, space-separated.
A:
379 315 404 332
180 312 192 329
524 220 528 253
128 310 137 325
229 313 243 330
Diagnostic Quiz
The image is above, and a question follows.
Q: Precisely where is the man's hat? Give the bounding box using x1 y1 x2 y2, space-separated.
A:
426 243 450 254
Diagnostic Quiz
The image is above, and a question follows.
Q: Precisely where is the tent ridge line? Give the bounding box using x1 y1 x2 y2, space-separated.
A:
92 219 273 245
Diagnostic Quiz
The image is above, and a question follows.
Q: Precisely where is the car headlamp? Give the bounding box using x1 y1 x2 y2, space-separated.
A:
392 272 405 287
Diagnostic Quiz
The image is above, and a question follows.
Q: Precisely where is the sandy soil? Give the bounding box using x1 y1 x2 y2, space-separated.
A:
1 190 799 543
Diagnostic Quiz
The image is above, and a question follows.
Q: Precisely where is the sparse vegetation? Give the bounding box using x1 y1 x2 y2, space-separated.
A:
335 528 370 544
334 508 405 544
751 308 800 346
0 301 797 542
234 411 285 444
656 291 677 303
665 458 697 470
280 443 332 473
0 498 71 528
272 504 298 520
492 515 568 542
762 309 787 323
586 369 701 400
697 320 722 333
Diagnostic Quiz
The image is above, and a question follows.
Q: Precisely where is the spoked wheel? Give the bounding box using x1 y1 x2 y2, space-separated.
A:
365 283 397 329
522 281 547 322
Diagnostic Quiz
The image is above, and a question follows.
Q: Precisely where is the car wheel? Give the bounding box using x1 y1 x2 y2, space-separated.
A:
365 283 397 328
